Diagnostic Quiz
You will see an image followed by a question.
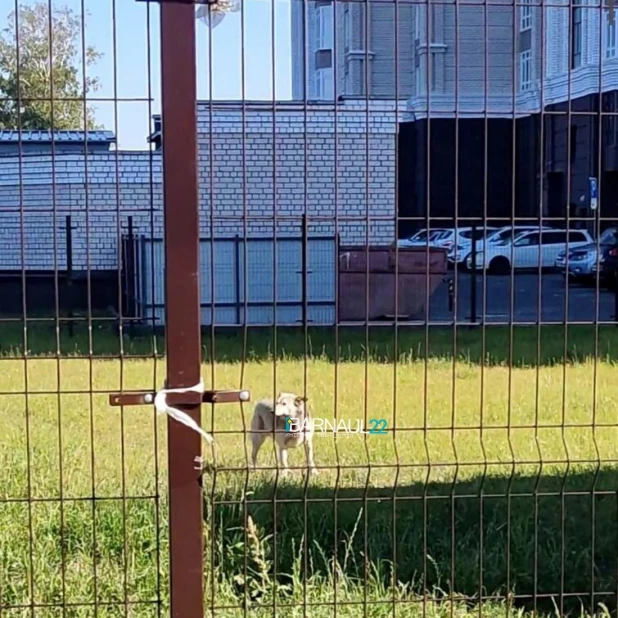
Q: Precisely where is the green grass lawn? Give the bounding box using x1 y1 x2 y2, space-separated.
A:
2 323 618 617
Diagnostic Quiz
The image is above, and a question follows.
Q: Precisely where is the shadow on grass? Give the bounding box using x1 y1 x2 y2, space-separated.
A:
2 322 618 367
203 467 618 616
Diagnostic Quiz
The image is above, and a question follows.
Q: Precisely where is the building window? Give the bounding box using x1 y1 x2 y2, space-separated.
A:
316 3 334 50
519 49 532 91
570 125 578 165
359 57 368 96
315 68 334 99
571 0 582 69
414 5 425 42
430 3 438 43
414 51 438 95
414 4 438 44
430 55 438 92
604 92 618 146
606 9 617 58
343 4 350 52
520 0 532 31
414 52 425 96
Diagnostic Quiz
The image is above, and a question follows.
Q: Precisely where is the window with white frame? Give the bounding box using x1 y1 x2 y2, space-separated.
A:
606 8 617 58
430 3 438 42
571 0 582 68
519 49 532 91
431 55 438 92
414 4 426 43
413 4 438 44
359 57 368 96
315 68 334 99
316 3 334 50
520 0 532 31
414 54 426 96
414 51 438 95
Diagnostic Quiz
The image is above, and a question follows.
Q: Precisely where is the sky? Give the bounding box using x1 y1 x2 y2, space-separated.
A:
1 0 293 150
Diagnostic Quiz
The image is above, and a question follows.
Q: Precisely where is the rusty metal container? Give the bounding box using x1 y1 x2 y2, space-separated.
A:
338 244 448 321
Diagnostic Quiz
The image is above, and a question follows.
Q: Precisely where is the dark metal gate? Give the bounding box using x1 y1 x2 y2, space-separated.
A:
109 5 206 618
109 4 249 618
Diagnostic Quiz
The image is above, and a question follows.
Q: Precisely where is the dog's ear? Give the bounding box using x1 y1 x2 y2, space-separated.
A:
294 396 308 406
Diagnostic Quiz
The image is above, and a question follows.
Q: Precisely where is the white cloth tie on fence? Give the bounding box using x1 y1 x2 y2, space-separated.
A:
153 378 214 444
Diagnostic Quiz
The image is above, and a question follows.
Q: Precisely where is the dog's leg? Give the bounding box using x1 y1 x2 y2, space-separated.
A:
250 435 265 470
305 435 319 475
277 445 290 476
249 414 267 470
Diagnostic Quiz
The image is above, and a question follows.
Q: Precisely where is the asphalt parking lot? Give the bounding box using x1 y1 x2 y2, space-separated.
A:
428 271 617 323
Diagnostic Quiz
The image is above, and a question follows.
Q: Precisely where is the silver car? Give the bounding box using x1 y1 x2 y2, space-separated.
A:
555 227 618 282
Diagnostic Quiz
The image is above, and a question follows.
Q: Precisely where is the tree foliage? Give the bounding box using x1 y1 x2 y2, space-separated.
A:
0 2 103 130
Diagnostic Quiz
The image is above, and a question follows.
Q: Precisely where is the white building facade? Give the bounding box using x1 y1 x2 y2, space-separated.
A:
291 0 414 100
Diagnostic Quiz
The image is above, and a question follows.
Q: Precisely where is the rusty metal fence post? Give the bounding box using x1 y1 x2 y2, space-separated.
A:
160 4 203 618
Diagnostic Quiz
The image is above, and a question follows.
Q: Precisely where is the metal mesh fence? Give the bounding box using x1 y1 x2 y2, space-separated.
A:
0 0 167 616
2 0 618 617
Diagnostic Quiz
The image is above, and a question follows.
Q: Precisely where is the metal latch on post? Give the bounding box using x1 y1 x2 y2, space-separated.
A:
109 386 250 444
109 388 251 407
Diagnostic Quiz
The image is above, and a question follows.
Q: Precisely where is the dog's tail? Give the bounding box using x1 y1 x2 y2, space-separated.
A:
251 402 270 433
253 414 265 432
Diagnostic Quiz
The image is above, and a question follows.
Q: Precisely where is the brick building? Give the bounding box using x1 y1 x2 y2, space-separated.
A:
0 100 402 315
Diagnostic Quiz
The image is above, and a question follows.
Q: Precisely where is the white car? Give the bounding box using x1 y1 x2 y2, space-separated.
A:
467 228 594 273
397 228 449 248
447 226 535 266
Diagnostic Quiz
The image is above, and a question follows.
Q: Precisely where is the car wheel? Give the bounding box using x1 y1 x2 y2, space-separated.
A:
488 257 510 275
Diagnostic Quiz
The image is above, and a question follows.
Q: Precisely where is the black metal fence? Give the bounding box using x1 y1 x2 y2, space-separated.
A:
5 0 618 618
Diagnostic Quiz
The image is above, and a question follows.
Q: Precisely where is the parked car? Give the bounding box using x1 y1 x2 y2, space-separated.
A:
467 228 594 273
555 226 618 284
434 226 499 256
449 225 551 268
397 228 449 248
599 229 618 287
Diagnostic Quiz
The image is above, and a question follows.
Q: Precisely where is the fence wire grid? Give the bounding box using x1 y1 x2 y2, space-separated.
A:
2 0 618 617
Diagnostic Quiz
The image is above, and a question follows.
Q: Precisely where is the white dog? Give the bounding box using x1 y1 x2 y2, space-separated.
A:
248 392 318 475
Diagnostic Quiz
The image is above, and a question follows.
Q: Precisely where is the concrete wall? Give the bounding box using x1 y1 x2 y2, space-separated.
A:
0 100 399 272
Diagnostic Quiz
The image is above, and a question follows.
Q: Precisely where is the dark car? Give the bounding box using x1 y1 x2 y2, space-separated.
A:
599 228 618 288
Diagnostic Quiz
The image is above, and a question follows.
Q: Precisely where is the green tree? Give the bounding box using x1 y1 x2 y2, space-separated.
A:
0 2 103 130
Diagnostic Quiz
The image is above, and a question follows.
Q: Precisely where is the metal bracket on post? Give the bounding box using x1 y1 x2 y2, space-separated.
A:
109 388 251 474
